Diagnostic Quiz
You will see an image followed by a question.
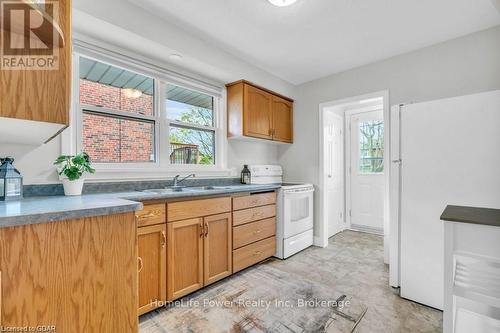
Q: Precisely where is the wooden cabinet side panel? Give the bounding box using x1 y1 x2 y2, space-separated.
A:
0 213 138 333
0 44 26 119
167 218 204 300
0 0 70 125
226 82 243 137
203 213 232 286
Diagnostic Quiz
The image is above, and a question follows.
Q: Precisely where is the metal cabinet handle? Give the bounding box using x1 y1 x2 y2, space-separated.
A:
254 251 262 256
253 229 261 235
199 223 204 238
138 257 144 273
204 222 209 237
161 231 166 248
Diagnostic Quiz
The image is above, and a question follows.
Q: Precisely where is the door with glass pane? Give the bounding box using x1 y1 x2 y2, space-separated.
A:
348 110 385 233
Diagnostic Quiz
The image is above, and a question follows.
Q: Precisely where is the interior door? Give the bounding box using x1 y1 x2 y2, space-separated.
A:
167 218 204 301
272 96 293 143
324 111 344 237
137 224 167 315
349 110 385 233
243 84 272 139
203 213 232 286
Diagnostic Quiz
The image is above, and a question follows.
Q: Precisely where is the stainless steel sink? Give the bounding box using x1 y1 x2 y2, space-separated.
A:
185 186 232 191
142 187 184 194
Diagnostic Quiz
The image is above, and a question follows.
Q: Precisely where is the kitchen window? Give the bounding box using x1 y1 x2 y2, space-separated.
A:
166 84 216 165
78 56 157 164
71 48 226 178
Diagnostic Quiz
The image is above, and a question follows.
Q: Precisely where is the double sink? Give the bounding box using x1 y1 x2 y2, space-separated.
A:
142 185 235 194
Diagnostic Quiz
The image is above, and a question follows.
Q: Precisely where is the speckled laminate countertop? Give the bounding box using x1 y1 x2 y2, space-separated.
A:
0 184 280 228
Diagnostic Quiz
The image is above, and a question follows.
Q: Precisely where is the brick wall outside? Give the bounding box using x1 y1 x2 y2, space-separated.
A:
80 79 154 163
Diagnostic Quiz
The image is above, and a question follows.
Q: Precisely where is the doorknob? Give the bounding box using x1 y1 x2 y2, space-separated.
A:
392 159 402 164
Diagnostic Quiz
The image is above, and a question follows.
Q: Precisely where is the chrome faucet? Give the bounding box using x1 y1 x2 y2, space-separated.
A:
172 174 196 187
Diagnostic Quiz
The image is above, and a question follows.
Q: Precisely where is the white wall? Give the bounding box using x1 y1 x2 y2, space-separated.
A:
278 26 500 237
1 0 297 185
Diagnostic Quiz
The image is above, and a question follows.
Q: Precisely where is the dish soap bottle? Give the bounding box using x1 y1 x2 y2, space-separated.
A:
241 165 251 184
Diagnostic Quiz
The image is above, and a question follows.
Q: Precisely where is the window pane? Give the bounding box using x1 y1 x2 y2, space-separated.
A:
169 126 215 165
79 57 154 116
83 112 155 163
358 121 384 173
166 84 214 126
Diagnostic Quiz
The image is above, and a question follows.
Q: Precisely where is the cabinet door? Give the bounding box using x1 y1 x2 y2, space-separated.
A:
138 224 167 316
272 95 293 143
243 84 273 139
203 213 232 285
167 218 204 300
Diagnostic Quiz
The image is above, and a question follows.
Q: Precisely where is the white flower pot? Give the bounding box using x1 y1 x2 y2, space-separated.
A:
62 178 84 196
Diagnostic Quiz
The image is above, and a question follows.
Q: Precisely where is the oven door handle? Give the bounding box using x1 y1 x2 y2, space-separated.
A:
284 189 314 194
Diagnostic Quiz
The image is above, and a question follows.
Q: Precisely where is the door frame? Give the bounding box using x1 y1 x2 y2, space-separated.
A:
318 90 390 264
345 106 384 233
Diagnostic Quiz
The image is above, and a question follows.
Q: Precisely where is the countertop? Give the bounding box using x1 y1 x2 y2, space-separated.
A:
440 205 500 228
0 184 280 228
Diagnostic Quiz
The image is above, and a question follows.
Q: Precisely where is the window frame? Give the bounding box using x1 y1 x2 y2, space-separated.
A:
164 80 219 167
65 46 229 180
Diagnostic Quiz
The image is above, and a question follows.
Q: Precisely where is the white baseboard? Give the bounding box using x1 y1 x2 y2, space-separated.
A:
350 224 384 236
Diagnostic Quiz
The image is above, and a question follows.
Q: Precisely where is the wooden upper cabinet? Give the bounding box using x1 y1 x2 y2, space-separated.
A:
227 80 293 143
272 95 293 143
203 213 232 286
138 224 167 316
243 84 273 139
167 218 204 301
0 0 71 144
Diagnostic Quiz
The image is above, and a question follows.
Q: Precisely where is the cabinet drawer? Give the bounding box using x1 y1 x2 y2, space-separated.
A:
233 205 276 226
233 236 276 273
233 192 276 211
167 197 232 222
233 218 276 249
136 203 166 227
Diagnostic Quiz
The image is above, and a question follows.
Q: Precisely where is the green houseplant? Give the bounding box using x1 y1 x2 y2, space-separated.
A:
54 153 95 196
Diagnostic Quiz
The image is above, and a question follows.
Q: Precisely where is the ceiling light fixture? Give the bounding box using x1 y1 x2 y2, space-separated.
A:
268 0 298 7
122 88 143 99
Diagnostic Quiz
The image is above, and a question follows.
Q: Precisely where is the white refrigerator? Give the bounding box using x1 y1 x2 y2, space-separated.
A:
393 90 500 310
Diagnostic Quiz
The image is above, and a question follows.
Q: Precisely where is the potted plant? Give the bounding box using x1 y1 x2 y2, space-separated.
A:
54 153 95 196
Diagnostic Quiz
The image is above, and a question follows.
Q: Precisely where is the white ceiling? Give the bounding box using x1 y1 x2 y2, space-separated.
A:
133 0 500 85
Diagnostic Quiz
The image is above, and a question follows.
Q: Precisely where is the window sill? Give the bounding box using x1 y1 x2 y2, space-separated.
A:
80 166 236 182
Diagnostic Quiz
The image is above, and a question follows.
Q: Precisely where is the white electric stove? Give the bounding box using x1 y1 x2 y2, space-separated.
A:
248 165 314 259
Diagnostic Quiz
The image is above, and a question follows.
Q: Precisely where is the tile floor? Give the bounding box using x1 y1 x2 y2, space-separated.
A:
274 230 443 333
141 230 443 333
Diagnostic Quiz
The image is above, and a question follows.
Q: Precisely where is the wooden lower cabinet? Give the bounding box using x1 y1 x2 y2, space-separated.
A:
167 218 204 300
233 236 276 273
0 213 138 333
167 213 233 301
138 224 167 316
204 213 232 285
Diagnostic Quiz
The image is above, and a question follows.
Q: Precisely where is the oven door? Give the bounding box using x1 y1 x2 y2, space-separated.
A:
283 188 314 238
